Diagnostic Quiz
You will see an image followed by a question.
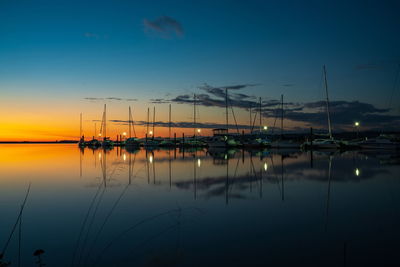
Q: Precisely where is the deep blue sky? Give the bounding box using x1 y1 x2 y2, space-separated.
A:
0 0 399 138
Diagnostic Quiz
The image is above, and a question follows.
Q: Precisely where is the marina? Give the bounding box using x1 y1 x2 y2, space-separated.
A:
1 1 399 266
78 132 400 151
75 66 400 152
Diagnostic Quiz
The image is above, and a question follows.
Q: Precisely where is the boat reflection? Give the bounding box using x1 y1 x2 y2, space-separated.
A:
77 147 400 199
1 144 399 266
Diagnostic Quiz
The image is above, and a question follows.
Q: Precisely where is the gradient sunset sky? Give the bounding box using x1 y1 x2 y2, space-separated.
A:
1 0 399 141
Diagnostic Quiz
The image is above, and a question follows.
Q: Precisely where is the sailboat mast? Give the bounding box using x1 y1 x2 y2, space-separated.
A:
80 113 82 138
323 65 333 139
225 88 228 132
259 97 262 133
146 107 149 135
104 104 107 138
249 104 252 134
281 94 284 139
128 106 132 138
194 94 196 137
152 106 155 137
132 106 136 137
169 104 171 139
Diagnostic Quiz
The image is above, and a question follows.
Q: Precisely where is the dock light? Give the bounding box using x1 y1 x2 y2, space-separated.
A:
149 155 153 163
263 126 268 130
264 162 268 172
355 168 360 176
354 122 360 138
197 158 201 168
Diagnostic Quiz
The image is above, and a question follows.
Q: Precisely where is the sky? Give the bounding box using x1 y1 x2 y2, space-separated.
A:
0 0 399 141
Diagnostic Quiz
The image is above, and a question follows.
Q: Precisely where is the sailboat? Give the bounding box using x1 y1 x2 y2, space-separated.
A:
87 122 101 148
143 107 159 148
181 94 206 147
125 106 140 148
302 66 341 150
207 128 238 148
159 104 176 147
100 104 114 148
87 138 101 148
357 135 400 150
206 88 240 148
270 95 300 149
242 97 271 148
78 113 86 147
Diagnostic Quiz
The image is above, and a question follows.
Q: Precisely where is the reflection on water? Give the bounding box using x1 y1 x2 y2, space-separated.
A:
0 144 400 266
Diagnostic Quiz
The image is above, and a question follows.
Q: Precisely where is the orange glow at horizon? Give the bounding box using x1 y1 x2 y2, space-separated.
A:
0 97 307 141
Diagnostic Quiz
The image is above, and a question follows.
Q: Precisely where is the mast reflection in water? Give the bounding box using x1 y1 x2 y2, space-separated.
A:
0 144 399 266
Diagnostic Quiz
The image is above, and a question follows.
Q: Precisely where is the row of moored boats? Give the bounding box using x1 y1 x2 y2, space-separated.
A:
79 130 400 151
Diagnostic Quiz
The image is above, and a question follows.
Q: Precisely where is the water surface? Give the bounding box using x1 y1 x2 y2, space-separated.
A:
0 144 399 266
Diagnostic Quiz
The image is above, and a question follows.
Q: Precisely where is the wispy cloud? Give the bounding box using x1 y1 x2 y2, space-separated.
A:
84 97 137 102
199 83 259 98
149 98 171 104
281 100 400 130
166 84 400 130
143 16 184 38
107 119 267 130
169 83 287 110
103 98 399 131
86 80 399 131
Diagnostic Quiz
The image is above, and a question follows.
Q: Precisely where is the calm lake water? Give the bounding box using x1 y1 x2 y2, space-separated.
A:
0 144 399 266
